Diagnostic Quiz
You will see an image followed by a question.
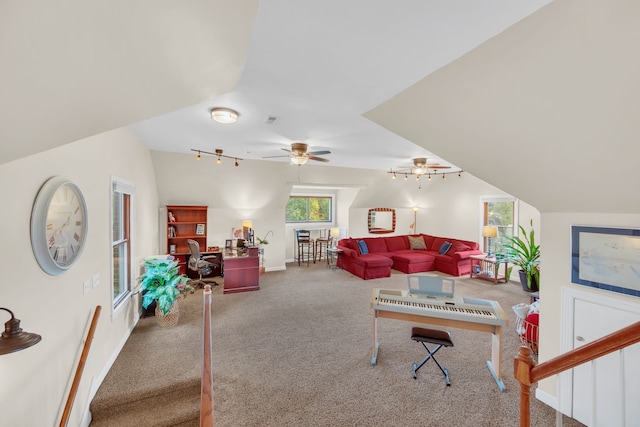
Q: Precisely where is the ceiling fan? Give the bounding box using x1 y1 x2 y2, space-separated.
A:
388 157 453 179
262 142 330 165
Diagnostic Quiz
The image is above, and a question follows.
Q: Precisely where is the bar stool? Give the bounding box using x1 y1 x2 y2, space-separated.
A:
315 229 331 263
411 326 454 385
295 229 314 266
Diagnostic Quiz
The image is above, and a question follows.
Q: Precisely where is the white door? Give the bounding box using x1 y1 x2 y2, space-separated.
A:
572 299 640 426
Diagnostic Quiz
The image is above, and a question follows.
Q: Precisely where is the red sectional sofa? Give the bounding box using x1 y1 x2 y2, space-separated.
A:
336 234 482 280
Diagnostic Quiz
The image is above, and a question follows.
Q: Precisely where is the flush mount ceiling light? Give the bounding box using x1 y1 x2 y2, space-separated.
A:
210 107 239 124
190 148 243 167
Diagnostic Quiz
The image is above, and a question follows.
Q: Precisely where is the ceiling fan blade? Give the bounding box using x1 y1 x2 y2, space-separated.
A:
308 155 329 162
280 148 293 154
427 165 451 169
308 150 331 156
262 155 291 159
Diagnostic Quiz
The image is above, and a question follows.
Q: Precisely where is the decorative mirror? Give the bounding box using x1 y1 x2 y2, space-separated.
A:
368 208 396 234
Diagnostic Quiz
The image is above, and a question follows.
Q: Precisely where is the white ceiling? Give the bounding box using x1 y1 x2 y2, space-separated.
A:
128 0 553 172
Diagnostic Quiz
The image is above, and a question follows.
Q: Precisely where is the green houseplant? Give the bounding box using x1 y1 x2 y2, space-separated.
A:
502 219 540 291
139 258 194 315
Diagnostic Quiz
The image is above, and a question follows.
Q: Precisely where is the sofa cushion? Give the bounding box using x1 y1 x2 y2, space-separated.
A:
352 254 393 268
364 237 388 253
385 235 408 252
408 235 427 250
344 238 359 252
357 240 369 254
450 241 471 253
438 241 452 255
422 234 435 250
432 237 447 252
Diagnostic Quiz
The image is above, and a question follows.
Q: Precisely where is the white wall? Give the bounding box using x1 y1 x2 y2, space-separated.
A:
0 128 159 426
537 212 640 403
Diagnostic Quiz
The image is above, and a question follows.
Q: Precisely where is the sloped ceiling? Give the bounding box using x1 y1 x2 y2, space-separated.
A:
366 0 640 213
0 0 258 164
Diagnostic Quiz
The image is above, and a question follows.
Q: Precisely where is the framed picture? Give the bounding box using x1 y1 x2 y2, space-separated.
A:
225 239 233 250
232 227 243 240
571 225 640 297
196 223 205 235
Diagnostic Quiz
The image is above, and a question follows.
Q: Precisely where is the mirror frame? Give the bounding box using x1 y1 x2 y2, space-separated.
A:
368 208 396 234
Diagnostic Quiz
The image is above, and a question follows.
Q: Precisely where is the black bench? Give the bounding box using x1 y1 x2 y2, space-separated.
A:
411 326 454 385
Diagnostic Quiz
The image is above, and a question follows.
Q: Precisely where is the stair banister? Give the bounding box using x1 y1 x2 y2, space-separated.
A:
514 320 640 427
200 285 214 426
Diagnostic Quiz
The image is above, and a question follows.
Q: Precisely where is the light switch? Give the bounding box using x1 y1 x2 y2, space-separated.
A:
93 273 100 288
83 280 91 294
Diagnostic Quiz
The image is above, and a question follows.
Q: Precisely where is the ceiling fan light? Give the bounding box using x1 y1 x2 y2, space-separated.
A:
210 107 239 124
291 156 308 165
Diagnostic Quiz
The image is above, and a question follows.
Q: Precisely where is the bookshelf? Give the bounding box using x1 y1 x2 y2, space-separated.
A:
166 205 208 255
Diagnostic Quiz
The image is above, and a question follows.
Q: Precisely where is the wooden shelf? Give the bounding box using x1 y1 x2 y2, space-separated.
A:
167 206 208 273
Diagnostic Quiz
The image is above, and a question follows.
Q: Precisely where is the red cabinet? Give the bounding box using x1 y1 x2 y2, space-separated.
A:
223 248 260 294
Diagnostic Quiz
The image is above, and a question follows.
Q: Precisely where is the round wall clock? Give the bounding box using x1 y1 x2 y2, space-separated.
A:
30 176 88 275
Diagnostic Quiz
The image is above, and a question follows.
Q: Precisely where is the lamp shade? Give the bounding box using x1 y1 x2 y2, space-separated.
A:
242 220 253 229
483 226 498 238
330 228 340 239
0 308 42 355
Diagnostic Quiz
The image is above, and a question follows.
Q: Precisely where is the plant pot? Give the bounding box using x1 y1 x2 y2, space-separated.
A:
518 269 539 292
155 295 181 328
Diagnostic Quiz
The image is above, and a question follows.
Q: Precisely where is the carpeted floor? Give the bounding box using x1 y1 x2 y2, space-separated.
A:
90 262 585 427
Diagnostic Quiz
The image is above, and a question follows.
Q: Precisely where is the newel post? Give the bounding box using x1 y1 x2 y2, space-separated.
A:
514 346 536 427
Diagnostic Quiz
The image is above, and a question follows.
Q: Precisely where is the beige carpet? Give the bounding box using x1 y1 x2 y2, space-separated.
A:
90 263 585 427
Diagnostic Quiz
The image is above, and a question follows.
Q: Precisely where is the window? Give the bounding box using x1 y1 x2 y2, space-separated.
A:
112 178 135 309
286 196 332 223
482 197 516 254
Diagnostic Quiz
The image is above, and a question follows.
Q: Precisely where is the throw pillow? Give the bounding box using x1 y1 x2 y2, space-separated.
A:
449 241 471 254
357 240 369 254
438 241 452 255
408 235 427 250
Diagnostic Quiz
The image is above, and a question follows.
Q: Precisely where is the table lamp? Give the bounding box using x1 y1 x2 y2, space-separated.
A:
483 226 498 256
330 227 341 248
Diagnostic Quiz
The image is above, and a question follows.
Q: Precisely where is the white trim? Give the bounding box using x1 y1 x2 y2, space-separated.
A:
110 176 136 319
560 285 640 419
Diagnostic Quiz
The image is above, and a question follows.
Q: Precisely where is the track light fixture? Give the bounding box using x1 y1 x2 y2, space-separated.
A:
388 158 463 189
190 148 243 166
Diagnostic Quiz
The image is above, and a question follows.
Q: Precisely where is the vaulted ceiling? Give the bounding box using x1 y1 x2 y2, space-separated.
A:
3 0 639 213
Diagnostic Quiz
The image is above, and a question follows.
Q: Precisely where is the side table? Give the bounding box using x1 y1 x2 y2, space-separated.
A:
469 254 508 284
326 247 343 269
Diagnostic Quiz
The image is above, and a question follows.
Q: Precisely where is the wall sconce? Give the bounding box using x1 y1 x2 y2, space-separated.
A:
0 308 42 355
210 107 239 124
483 226 498 256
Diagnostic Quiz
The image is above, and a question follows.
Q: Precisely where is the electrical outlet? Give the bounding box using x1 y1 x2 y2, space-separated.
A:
92 273 100 288
83 280 91 294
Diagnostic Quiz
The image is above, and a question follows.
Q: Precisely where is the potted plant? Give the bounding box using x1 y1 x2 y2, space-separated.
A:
502 219 540 292
256 231 273 273
139 258 194 326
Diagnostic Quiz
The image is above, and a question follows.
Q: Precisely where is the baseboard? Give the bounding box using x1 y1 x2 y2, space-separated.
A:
265 265 286 272
535 387 558 410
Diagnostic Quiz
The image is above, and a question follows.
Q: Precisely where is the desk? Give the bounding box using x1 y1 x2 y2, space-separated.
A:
223 247 260 294
469 254 508 284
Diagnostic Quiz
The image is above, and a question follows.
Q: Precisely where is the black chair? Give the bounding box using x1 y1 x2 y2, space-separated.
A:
295 229 314 266
187 239 219 287
411 326 454 385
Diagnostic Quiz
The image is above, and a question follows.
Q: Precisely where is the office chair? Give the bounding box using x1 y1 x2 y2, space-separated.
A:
187 239 219 287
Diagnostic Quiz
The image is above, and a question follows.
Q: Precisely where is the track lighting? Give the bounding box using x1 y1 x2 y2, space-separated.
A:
190 148 243 166
388 157 462 187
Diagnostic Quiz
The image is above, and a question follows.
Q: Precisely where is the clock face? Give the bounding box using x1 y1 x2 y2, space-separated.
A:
31 177 88 275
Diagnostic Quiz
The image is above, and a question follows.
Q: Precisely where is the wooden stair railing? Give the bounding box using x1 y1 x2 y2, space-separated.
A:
514 320 640 427
200 285 214 427
59 305 101 427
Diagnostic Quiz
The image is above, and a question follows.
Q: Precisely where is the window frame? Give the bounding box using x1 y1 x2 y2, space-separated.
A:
111 177 135 314
285 194 334 224
480 196 518 255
